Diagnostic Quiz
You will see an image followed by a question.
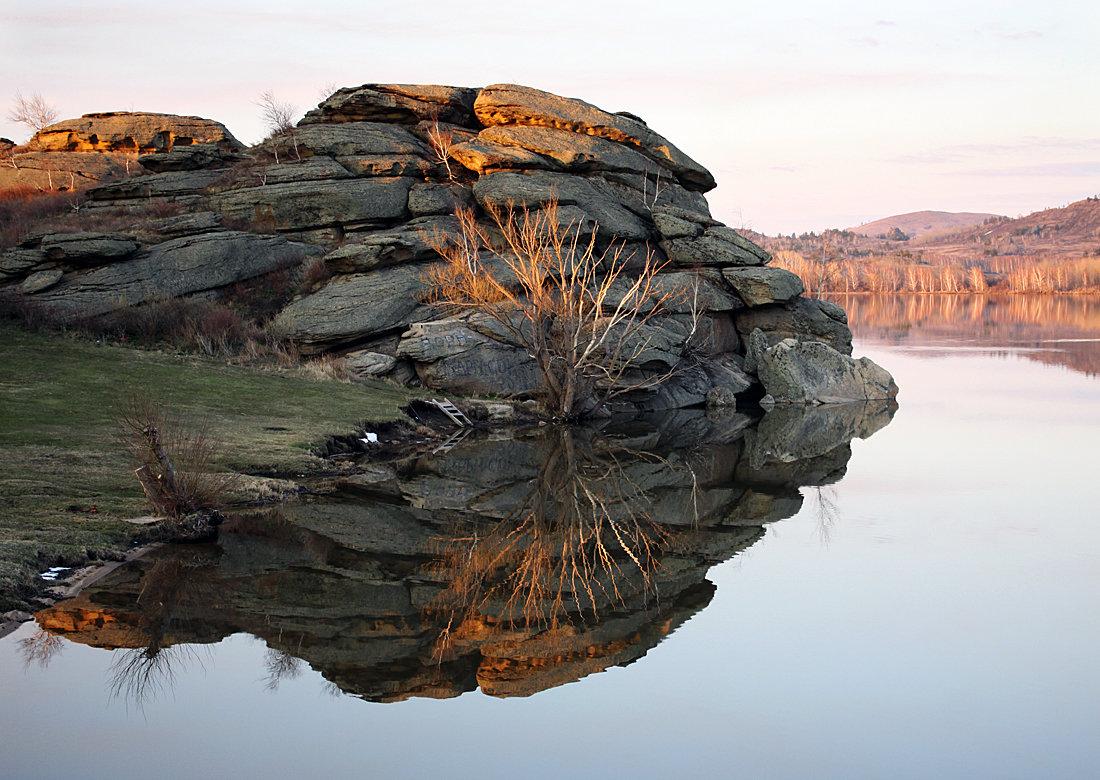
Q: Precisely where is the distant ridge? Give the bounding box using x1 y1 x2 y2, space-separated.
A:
847 210 1002 238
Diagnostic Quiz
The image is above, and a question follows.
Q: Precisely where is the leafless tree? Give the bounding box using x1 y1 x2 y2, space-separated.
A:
8 91 59 132
254 90 299 163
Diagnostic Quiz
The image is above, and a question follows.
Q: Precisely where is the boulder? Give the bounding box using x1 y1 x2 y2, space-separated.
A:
599 173 713 218
706 386 737 409
756 338 898 404
604 270 742 315
450 137 558 175
257 157 354 184
21 268 63 294
0 248 48 278
323 216 457 273
736 298 853 355
32 231 320 319
721 266 804 306
138 144 244 173
39 232 139 265
631 364 711 410
478 125 657 176
275 264 436 351
661 225 771 268
473 171 649 242
85 169 224 201
211 178 413 232
345 350 398 378
335 155 437 178
474 84 716 192
292 122 431 160
397 319 540 396
140 212 223 240
408 183 473 217
28 112 244 154
301 84 479 127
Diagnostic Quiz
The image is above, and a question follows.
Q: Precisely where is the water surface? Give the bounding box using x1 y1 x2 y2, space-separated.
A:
2 294 1099 779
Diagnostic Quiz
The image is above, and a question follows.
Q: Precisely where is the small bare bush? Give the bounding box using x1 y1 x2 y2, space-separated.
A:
425 118 457 182
424 198 683 419
116 394 238 518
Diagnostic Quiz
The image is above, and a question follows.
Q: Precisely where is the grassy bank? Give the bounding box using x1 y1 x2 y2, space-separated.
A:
0 326 413 612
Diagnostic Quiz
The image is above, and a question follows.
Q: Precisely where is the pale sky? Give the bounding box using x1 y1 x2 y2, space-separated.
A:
2 0 1097 234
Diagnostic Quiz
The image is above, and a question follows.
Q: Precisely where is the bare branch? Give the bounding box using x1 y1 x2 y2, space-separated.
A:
423 197 686 419
8 91 59 133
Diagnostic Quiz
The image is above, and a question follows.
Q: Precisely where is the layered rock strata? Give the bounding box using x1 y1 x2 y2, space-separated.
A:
1 84 897 408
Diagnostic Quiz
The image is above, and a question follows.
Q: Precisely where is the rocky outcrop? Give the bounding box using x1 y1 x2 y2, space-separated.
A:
27 112 244 154
0 112 244 194
0 83 895 410
29 232 320 318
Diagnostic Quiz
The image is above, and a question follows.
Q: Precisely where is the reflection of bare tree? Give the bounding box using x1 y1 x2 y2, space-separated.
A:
105 552 215 709
263 648 304 692
107 644 206 708
20 629 64 670
809 485 841 546
427 427 681 653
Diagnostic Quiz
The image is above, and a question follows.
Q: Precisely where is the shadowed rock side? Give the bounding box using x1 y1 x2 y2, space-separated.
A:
1 83 895 409
33 403 894 702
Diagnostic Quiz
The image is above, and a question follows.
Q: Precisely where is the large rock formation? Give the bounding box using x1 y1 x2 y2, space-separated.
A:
0 84 896 410
0 112 245 192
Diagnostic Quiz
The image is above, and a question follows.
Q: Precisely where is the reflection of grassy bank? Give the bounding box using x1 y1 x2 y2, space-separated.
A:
0 326 412 612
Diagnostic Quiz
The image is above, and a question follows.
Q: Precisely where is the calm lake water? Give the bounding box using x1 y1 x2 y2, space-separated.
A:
2 294 1099 780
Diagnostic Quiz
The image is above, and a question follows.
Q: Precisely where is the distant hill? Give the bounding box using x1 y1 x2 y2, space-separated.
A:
757 197 1100 294
847 210 1002 239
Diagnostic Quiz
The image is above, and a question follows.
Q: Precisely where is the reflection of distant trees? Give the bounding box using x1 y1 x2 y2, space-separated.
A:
836 293 1100 376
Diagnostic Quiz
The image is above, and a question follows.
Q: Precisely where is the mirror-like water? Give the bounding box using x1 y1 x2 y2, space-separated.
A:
2 294 1099 780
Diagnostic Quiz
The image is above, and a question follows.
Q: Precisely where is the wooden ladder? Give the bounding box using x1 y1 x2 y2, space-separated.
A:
429 398 473 427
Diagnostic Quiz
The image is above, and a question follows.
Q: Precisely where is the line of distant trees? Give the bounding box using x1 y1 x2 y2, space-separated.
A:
772 250 1100 295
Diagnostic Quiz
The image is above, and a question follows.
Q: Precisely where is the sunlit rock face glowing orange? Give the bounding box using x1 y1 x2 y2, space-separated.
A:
28 112 244 155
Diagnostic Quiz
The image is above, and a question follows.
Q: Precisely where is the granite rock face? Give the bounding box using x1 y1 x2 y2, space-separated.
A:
28 112 244 154
0 83 895 409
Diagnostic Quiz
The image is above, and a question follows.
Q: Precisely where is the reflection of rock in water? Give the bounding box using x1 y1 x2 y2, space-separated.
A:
34 404 894 703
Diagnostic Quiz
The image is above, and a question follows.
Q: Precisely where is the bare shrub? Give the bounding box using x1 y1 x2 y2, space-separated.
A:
425 117 457 182
300 255 331 292
116 394 239 518
0 187 83 248
424 198 683 419
427 427 681 652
